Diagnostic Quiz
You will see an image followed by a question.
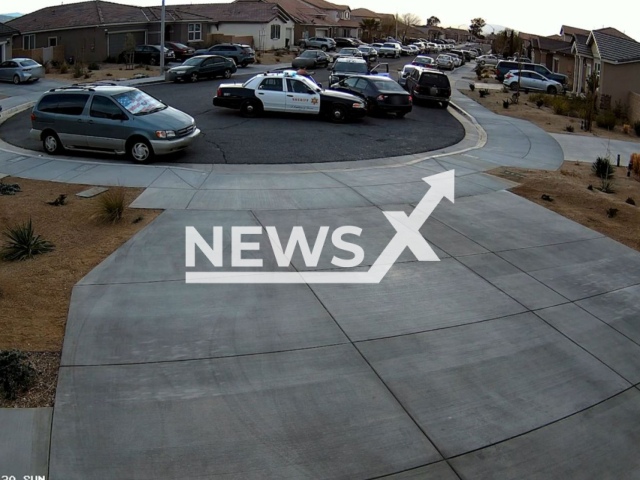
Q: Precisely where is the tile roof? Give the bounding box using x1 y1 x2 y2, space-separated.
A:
0 21 19 36
572 33 592 57
173 2 288 23
590 30 640 63
350 8 380 18
593 27 635 42
262 0 335 25
560 25 589 36
6 1 157 32
302 0 349 11
536 36 572 54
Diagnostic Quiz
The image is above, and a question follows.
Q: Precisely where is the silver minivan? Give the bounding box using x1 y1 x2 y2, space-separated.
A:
30 84 199 162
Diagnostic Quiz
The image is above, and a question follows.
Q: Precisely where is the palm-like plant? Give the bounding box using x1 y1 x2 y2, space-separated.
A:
1 219 55 261
359 18 380 43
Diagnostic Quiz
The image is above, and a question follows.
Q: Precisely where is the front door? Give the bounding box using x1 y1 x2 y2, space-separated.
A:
256 77 286 112
285 78 320 114
85 95 129 152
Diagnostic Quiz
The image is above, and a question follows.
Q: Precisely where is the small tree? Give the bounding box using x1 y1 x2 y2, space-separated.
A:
469 17 486 39
400 13 421 42
359 18 380 43
426 16 440 27
123 33 136 70
584 72 599 132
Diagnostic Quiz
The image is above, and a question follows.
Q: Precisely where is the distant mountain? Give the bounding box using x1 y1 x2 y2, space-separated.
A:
0 13 22 23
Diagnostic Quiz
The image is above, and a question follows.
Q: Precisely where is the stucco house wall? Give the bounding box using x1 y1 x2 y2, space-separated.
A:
209 18 295 50
600 61 640 108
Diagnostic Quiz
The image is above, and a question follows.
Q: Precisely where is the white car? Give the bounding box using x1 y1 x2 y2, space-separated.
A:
408 45 420 54
449 54 462 67
476 55 499 66
503 70 563 94
371 43 384 53
397 64 419 87
412 42 426 53
379 42 402 58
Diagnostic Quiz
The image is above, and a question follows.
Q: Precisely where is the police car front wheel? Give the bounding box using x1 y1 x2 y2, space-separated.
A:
329 105 347 123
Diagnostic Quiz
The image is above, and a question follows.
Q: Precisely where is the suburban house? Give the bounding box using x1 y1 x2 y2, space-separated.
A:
559 25 589 42
0 22 19 62
571 29 640 117
443 27 475 43
5 0 295 63
530 36 574 79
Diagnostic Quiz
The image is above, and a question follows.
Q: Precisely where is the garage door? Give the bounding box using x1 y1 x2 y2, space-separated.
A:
108 31 146 58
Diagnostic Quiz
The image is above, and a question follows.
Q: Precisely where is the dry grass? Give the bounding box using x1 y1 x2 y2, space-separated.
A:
490 162 640 252
0 178 161 353
45 63 162 82
460 88 640 144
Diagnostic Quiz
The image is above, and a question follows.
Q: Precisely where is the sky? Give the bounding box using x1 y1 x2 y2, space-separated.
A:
4 0 640 41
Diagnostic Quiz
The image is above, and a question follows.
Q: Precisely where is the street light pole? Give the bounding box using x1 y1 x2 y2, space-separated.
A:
160 0 166 78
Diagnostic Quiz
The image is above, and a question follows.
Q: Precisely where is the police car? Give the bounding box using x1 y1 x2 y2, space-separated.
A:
213 71 367 123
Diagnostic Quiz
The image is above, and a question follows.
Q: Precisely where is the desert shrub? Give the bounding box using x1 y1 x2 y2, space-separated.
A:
0 181 21 196
622 124 631 134
528 93 553 108
592 157 615 179
596 110 617 130
634 121 640 137
626 197 636 206
613 100 629 121
551 97 569 116
1 219 55 261
72 62 85 79
632 153 640 177
565 124 574 132
60 62 69 74
606 207 619 218
87 62 100 71
599 177 616 194
469 83 475 91
93 189 126 223
0 351 35 400
44 61 52 74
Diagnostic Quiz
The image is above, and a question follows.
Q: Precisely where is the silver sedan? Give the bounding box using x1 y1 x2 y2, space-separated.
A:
0 58 45 84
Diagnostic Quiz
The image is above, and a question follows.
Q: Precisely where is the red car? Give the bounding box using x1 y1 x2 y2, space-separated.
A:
165 42 196 61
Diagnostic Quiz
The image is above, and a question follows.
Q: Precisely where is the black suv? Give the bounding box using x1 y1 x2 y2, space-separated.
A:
195 44 255 67
405 68 451 108
334 37 359 48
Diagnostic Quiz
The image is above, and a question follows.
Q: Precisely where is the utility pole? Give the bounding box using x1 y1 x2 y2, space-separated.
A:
395 13 398 40
160 0 166 78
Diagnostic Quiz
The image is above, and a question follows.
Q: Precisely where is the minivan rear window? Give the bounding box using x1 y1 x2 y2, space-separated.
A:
419 73 450 88
38 93 89 115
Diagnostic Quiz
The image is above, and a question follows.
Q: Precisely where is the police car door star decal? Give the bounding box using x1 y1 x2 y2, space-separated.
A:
185 170 454 284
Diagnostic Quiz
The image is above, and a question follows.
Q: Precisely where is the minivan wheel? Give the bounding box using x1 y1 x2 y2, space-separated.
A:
13 75 20 85
190 72 198 82
223 69 232 79
42 132 63 155
129 139 153 163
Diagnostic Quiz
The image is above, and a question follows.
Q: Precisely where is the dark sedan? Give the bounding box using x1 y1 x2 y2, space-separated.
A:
119 45 174 65
167 55 237 82
330 75 412 118
291 50 331 69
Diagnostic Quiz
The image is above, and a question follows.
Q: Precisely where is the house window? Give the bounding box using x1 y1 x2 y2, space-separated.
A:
48 37 57 47
23 34 36 50
188 24 202 42
271 24 281 40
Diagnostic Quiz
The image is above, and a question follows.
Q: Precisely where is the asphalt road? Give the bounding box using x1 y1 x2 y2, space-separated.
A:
0 55 465 165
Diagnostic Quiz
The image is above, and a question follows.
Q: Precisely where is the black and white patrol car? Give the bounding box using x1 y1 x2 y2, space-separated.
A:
213 71 367 123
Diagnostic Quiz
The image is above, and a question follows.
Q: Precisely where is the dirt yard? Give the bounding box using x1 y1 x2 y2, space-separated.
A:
461 88 640 144
490 162 640 252
0 178 161 407
256 52 295 65
45 63 163 83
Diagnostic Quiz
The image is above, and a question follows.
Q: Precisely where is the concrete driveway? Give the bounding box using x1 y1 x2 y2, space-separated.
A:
3 63 640 479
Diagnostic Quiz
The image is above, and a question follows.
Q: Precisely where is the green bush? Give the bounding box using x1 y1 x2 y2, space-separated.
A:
592 157 615 179
552 97 569 116
1 219 55 261
596 111 617 130
0 351 35 400
87 62 100 71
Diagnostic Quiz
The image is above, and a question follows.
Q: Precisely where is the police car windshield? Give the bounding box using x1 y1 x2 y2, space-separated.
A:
114 90 166 115
334 62 368 73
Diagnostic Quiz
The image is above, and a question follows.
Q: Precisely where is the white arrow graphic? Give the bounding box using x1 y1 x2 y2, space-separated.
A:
186 170 455 284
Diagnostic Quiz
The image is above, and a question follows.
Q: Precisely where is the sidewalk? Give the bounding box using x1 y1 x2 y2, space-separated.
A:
5 64 640 480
